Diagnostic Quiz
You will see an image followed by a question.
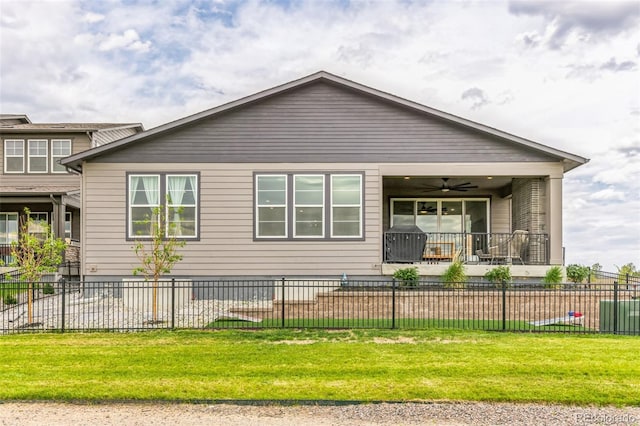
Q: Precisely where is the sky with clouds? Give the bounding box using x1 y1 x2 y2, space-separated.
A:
1 0 638 271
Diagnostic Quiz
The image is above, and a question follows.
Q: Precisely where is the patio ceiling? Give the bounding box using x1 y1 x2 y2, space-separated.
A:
383 176 513 194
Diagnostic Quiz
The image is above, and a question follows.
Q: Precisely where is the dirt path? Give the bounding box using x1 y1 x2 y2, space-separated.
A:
1 402 638 426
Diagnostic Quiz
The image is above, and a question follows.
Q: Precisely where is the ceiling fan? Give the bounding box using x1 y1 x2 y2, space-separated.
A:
421 178 479 193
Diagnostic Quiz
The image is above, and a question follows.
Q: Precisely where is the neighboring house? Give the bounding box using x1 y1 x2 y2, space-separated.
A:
61 71 588 282
0 114 143 265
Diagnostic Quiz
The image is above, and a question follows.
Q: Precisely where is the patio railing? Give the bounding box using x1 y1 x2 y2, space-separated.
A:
383 231 550 264
1 272 638 335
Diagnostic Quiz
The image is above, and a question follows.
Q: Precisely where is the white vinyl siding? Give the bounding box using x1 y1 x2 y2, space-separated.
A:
51 139 72 173
255 174 287 238
28 139 48 173
4 140 24 173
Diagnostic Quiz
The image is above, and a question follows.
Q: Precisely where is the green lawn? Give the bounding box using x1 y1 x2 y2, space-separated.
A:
0 329 638 406
209 318 594 332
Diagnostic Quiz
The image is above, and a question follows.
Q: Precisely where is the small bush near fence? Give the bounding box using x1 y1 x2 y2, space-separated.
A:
1 272 639 335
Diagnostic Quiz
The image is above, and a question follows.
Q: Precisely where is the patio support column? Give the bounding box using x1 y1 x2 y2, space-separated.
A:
51 195 66 240
546 177 563 265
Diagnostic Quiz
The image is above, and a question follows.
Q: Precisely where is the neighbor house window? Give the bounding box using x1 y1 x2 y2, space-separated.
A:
64 212 72 239
51 139 72 173
128 173 199 239
255 172 363 240
28 139 48 173
28 212 49 240
4 140 24 173
0 213 19 243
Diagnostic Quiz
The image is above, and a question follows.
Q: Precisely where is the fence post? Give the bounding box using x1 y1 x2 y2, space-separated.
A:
613 280 618 335
171 278 176 330
281 277 286 328
60 278 66 333
502 280 507 331
392 279 396 330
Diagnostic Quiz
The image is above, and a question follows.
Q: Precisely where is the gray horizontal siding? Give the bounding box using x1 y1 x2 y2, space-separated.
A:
82 163 382 277
94 82 555 164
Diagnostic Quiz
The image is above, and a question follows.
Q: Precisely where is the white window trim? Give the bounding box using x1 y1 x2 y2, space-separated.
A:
51 139 72 174
293 174 325 239
254 172 364 240
330 174 363 239
4 139 24 173
255 174 288 239
27 139 48 173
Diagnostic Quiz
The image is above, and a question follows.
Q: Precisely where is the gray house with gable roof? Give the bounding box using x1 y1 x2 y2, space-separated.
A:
61 71 588 281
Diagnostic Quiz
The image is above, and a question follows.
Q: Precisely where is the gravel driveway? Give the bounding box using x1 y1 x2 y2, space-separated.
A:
1 402 639 426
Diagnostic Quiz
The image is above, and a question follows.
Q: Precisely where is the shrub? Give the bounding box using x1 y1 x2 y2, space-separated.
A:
484 266 512 288
442 260 467 289
393 267 420 286
3 294 18 305
543 266 564 289
566 264 589 284
42 283 55 295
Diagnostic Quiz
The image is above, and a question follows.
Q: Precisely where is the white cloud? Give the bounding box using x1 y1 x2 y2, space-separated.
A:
83 12 104 24
98 29 151 52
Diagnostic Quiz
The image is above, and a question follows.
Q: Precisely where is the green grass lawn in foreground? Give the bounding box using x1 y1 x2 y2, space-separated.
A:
0 329 638 406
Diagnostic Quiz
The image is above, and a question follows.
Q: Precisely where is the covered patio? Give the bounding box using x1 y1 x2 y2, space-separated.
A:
380 170 563 272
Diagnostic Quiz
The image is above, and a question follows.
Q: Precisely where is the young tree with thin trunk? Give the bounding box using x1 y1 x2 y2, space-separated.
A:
8 208 66 325
132 204 185 323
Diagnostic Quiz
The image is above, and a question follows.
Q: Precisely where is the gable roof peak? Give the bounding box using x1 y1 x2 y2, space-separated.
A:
61 72 588 172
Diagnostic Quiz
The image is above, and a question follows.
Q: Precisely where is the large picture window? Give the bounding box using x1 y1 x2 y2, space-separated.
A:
127 173 199 239
255 172 363 240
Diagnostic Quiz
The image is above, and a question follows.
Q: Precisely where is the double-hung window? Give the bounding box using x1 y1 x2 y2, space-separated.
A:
128 173 198 239
28 139 48 173
255 172 363 240
294 175 324 238
331 175 363 238
51 140 72 173
256 175 287 238
4 140 24 173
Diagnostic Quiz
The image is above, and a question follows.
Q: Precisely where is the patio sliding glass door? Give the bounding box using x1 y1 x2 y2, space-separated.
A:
390 199 489 234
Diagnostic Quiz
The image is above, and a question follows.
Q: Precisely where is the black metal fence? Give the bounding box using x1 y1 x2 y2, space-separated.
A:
1 274 638 335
